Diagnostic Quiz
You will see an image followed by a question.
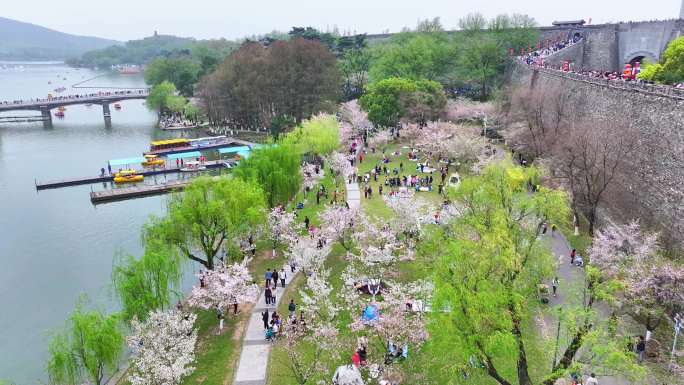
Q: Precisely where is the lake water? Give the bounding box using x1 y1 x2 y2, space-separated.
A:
0 63 200 384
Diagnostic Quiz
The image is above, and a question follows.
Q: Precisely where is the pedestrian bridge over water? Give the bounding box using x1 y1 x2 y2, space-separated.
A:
0 89 150 127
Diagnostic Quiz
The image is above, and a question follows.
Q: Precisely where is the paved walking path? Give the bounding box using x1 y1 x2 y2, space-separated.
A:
233 262 296 385
544 230 632 385
233 180 361 385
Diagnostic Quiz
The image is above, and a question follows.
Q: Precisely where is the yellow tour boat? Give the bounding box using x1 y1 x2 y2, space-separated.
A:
114 169 144 183
142 154 164 167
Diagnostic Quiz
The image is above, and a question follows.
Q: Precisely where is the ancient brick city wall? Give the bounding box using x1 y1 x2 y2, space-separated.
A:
510 64 684 250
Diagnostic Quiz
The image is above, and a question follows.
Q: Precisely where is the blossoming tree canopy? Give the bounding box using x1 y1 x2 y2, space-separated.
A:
127 309 198 385
187 261 259 310
320 205 359 250
268 206 298 251
326 151 356 179
301 162 325 191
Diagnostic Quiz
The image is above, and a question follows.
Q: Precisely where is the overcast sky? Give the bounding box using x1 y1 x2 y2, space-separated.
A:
4 0 683 41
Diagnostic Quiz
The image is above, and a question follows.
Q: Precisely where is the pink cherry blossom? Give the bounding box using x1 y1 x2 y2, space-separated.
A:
186 261 259 311
127 309 198 385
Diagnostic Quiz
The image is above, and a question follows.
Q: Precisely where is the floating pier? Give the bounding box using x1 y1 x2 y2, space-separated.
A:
35 160 229 190
90 179 193 204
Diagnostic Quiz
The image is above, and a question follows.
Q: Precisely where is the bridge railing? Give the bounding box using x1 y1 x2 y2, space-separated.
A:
0 89 150 108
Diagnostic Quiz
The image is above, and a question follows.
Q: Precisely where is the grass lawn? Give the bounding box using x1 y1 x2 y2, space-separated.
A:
180 309 245 385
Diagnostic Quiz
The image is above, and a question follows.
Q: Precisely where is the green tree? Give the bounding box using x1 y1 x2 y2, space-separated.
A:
233 144 302 208
359 77 446 127
47 300 123 385
111 239 183 323
144 57 201 96
146 81 177 112
369 32 455 83
339 48 371 100
458 35 506 100
426 161 569 385
280 115 340 156
638 36 684 84
144 177 267 269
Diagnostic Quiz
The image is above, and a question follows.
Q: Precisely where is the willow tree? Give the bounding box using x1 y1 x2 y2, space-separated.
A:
145 177 267 270
280 115 340 157
232 144 302 208
47 300 123 385
426 161 568 385
111 238 183 323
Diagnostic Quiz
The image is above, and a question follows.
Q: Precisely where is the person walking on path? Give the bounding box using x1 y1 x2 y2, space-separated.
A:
272 269 279 288
288 300 297 319
570 248 576 265
265 269 272 287
552 276 559 297
265 285 273 305
262 309 270 330
280 268 287 288
584 373 598 385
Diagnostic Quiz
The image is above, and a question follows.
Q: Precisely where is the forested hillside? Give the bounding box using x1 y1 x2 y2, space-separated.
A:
0 17 119 61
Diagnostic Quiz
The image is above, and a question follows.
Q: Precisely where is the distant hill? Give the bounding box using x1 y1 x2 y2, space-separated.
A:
0 17 120 61
69 34 239 68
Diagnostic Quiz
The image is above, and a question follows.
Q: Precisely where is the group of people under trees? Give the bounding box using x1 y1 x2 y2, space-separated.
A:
349 147 455 198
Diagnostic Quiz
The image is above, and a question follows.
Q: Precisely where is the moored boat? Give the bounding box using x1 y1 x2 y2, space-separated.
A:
141 154 164 167
113 169 143 183
54 111 65 117
114 103 122 110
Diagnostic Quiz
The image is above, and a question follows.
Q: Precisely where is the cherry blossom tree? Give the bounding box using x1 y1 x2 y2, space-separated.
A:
186 261 259 319
127 309 198 385
589 220 684 337
320 206 358 251
589 220 659 278
382 192 434 240
368 129 393 152
413 122 483 163
340 100 373 141
284 237 331 275
280 267 342 384
268 206 298 257
326 151 356 181
301 162 325 192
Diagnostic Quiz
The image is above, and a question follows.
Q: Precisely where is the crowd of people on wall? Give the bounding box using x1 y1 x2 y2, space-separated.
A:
0 89 148 106
519 37 684 89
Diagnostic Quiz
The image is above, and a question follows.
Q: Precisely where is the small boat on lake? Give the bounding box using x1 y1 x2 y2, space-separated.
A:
114 103 122 110
141 154 164 167
54 111 65 118
113 169 144 184
54 87 66 93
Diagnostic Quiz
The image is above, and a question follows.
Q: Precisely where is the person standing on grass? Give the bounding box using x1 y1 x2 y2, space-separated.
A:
280 268 287 287
288 299 297 319
636 335 646 362
262 309 270 329
304 216 310 230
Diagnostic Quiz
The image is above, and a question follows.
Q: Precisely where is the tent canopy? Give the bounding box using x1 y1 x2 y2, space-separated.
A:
109 156 146 166
166 151 202 160
218 146 251 154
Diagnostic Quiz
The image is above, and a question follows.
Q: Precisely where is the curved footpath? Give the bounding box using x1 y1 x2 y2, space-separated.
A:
233 180 361 385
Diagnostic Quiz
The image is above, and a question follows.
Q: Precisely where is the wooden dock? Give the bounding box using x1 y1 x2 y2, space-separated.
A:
90 179 192 204
35 160 229 190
